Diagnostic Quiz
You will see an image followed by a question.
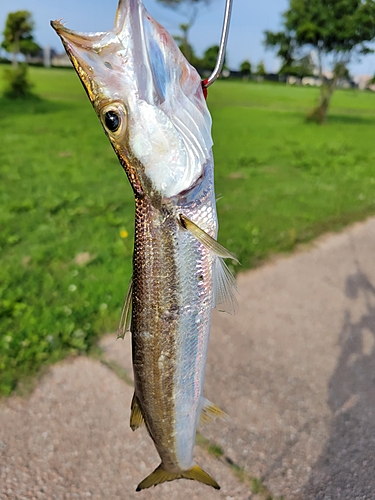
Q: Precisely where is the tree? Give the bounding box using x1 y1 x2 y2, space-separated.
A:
157 0 211 13
200 45 224 71
1 11 37 68
333 61 351 82
157 0 212 63
174 23 196 63
174 26 201 68
20 38 41 63
279 54 315 78
1 11 38 98
240 60 252 79
3 64 33 98
256 61 266 76
264 0 375 123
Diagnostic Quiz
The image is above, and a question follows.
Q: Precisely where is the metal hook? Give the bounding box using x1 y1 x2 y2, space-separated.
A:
203 0 233 88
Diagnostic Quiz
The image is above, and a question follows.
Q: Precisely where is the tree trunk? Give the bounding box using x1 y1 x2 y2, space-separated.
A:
12 32 20 69
183 32 191 63
307 63 345 124
179 23 191 63
314 82 334 123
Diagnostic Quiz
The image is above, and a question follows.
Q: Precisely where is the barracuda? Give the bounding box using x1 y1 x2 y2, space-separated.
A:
51 0 237 491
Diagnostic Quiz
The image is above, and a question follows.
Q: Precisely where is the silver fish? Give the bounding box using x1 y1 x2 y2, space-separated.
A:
51 0 237 491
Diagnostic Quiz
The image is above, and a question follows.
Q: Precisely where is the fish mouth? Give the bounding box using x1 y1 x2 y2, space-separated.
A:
50 20 115 105
50 21 105 48
50 0 134 54
50 0 176 106
51 0 148 108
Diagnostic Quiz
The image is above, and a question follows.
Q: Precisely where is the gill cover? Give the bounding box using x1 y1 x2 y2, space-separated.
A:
51 0 213 198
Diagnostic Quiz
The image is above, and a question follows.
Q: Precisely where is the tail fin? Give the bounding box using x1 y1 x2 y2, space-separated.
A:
183 465 220 489
136 463 220 491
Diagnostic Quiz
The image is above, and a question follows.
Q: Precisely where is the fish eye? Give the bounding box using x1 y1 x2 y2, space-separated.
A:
100 102 127 137
105 110 120 132
99 101 128 141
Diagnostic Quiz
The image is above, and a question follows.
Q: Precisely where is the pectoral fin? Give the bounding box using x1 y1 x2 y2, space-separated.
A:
179 214 239 262
116 277 133 339
136 463 220 491
130 393 145 431
178 214 238 314
213 256 238 314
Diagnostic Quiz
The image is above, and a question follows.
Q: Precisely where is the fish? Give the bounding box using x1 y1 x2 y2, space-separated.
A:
51 0 237 491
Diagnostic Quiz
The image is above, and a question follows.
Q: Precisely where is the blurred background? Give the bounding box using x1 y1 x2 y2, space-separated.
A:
1 0 375 398
0 0 375 500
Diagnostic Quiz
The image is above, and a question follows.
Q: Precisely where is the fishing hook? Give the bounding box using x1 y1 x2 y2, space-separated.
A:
203 0 233 89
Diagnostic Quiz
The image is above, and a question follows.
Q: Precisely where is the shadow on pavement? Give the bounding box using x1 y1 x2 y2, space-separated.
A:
302 259 375 499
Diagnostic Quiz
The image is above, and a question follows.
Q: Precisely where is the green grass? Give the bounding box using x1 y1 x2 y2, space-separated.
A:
0 67 134 395
1 66 375 395
210 81 375 268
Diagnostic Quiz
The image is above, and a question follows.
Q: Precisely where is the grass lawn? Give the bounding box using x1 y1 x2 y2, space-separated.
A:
1 66 375 395
211 81 375 267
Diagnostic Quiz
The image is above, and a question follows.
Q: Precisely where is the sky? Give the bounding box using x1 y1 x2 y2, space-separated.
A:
0 0 375 76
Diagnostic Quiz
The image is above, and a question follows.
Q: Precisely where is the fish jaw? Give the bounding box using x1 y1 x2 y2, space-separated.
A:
51 0 213 199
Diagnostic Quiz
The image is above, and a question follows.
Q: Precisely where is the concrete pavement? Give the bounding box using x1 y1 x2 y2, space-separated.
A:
1 217 375 499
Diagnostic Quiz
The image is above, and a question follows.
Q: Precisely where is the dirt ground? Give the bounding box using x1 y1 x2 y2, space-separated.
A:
2 217 375 500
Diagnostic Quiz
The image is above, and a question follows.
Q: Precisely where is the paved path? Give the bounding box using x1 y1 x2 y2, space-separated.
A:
2 218 375 499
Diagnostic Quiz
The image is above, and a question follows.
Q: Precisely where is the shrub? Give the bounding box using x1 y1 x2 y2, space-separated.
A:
3 64 34 98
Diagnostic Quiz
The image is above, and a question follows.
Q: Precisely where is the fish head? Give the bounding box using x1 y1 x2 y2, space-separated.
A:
51 0 213 199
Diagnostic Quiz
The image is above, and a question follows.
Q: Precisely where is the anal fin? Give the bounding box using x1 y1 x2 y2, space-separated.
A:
130 393 145 431
136 463 220 491
200 397 228 425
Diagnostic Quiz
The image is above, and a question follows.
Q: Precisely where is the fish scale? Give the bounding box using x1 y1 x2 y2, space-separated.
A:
132 171 217 473
132 195 180 470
